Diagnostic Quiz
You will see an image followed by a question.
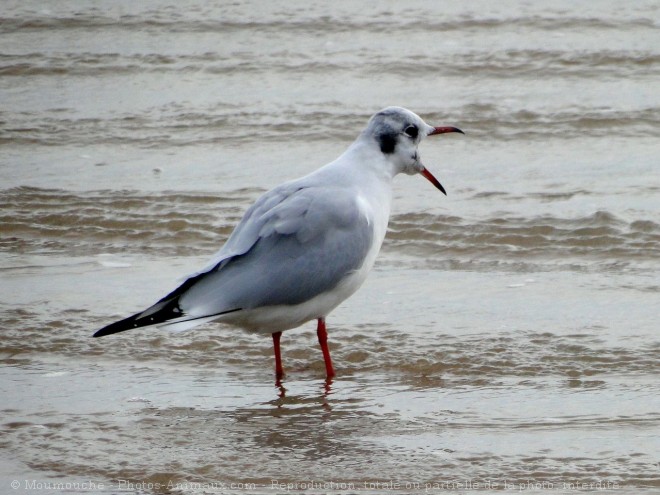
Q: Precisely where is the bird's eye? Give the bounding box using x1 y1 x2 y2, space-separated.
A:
403 125 418 139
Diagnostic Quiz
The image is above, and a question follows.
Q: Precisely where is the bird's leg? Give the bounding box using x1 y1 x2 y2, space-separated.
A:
316 317 335 378
272 331 284 380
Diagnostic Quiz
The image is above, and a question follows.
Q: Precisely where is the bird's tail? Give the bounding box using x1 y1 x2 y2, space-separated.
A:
93 297 243 337
92 296 184 337
92 268 243 338
92 311 149 337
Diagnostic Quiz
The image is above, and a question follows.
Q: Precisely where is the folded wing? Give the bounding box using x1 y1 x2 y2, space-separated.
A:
93 181 373 337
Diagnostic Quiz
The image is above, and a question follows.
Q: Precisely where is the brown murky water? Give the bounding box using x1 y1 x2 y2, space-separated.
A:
1 1 659 494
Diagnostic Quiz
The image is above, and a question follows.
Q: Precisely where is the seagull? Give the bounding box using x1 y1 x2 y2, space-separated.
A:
93 107 463 380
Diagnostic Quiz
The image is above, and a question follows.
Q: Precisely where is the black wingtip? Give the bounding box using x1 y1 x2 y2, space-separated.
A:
92 312 142 338
92 295 189 338
92 267 213 338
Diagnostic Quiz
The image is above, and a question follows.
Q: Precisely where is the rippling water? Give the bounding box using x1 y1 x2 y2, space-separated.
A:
1 1 659 494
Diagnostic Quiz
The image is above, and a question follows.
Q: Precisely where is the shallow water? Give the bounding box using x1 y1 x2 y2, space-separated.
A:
1 1 659 494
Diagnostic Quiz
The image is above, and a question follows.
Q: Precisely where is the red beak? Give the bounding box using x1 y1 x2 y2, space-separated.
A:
422 126 463 195
429 126 464 136
420 167 447 195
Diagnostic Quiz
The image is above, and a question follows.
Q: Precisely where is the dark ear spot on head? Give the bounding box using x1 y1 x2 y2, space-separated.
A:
377 131 397 154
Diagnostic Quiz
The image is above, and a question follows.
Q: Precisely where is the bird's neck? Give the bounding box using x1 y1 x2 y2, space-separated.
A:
336 137 398 184
310 137 395 218
327 138 394 218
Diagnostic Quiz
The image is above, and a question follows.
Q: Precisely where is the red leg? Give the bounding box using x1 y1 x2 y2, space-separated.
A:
272 331 284 379
316 317 335 378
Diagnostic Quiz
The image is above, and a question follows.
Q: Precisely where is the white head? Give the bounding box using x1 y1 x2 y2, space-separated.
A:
363 106 463 195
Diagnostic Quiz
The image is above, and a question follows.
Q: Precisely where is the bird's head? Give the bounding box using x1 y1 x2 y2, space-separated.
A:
364 106 463 195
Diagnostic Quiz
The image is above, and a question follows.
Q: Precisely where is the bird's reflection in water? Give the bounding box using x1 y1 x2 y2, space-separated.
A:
275 378 286 398
271 377 334 412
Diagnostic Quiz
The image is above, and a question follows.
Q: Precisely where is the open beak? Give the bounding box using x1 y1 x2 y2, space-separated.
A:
422 126 464 195
420 167 447 195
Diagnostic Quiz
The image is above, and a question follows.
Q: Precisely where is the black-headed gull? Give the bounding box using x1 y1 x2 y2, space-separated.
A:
93 107 463 380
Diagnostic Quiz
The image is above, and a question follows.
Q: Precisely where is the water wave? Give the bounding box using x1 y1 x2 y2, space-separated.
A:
2 104 657 148
387 209 660 269
2 48 658 79
2 306 658 383
2 187 657 270
1 13 656 35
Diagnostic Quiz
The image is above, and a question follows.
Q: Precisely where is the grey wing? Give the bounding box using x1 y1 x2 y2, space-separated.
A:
189 180 304 277
93 181 374 336
177 185 374 317
121 181 309 327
